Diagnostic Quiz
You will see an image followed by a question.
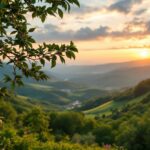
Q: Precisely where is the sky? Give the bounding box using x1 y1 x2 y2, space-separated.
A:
30 0 150 65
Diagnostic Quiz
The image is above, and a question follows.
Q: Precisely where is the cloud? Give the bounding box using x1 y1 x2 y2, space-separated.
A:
109 0 143 13
33 19 150 42
71 4 100 14
74 26 109 40
33 24 109 41
124 17 146 32
145 21 150 33
44 24 59 31
134 8 147 15
81 45 150 51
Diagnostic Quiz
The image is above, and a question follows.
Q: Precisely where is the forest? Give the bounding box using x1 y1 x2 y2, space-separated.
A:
0 79 150 150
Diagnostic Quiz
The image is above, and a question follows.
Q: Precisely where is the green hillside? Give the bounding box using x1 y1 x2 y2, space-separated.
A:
84 94 147 117
0 93 60 113
15 81 108 106
0 79 150 150
83 78 150 117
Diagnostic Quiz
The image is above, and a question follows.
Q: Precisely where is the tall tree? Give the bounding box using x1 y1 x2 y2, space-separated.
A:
0 0 79 90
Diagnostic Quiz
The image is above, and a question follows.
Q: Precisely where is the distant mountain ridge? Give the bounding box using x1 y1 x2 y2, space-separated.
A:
46 59 150 89
1 59 150 107
68 65 150 89
49 58 150 76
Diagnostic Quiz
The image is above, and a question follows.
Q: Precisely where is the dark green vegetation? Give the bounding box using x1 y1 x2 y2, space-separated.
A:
81 78 150 116
0 79 150 150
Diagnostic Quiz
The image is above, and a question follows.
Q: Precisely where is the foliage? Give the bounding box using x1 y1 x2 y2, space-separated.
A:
113 88 134 102
78 96 111 111
94 124 114 146
50 112 84 136
116 113 150 150
0 101 17 122
0 98 149 150
0 79 150 149
23 107 49 134
71 133 96 145
134 79 150 97
0 0 79 88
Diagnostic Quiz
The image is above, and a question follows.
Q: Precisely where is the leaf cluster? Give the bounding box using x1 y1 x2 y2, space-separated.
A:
0 0 79 87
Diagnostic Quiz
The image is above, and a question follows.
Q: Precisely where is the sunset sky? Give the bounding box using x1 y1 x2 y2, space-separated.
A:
30 0 150 65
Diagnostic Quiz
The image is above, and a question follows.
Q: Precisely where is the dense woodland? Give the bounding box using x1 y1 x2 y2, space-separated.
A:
0 79 150 150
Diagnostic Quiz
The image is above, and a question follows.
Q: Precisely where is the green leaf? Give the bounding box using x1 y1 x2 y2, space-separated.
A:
47 8 55 16
40 58 45 66
51 57 56 68
4 75 12 83
10 31 17 35
45 56 50 61
28 28 36 32
41 14 46 22
59 56 65 64
0 3 6 9
72 0 80 7
66 51 72 59
58 8 63 18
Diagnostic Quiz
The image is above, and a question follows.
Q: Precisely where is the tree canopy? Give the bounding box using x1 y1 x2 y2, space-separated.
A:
0 0 79 90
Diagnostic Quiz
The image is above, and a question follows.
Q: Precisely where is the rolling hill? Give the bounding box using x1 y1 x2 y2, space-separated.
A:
1 59 150 108
15 81 108 106
84 94 147 117
81 78 150 117
0 64 108 107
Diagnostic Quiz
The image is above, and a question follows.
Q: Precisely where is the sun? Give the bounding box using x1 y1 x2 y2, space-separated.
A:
139 50 150 58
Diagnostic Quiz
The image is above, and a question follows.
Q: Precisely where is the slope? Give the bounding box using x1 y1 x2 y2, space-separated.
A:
83 78 150 117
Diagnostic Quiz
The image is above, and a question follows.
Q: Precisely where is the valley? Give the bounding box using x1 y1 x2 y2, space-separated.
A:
1 60 150 150
1 59 150 110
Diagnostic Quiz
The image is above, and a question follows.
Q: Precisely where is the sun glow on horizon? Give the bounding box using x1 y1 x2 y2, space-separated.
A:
139 50 150 59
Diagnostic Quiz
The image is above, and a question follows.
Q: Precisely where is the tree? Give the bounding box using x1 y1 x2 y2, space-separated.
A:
23 107 49 134
0 101 17 122
50 112 84 136
0 0 79 90
116 115 150 150
93 124 114 146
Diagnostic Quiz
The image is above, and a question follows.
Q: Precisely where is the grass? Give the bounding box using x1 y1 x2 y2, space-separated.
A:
28 83 53 91
10 94 60 112
84 94 148 117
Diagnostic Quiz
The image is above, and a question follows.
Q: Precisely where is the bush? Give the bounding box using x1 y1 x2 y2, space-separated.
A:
94 124 114 146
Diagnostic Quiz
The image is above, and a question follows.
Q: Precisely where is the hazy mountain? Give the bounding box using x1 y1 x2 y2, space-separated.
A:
48 59 150 79
0 64 108 106
69 65 150 90
47 59 150 89
1 59 150 106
